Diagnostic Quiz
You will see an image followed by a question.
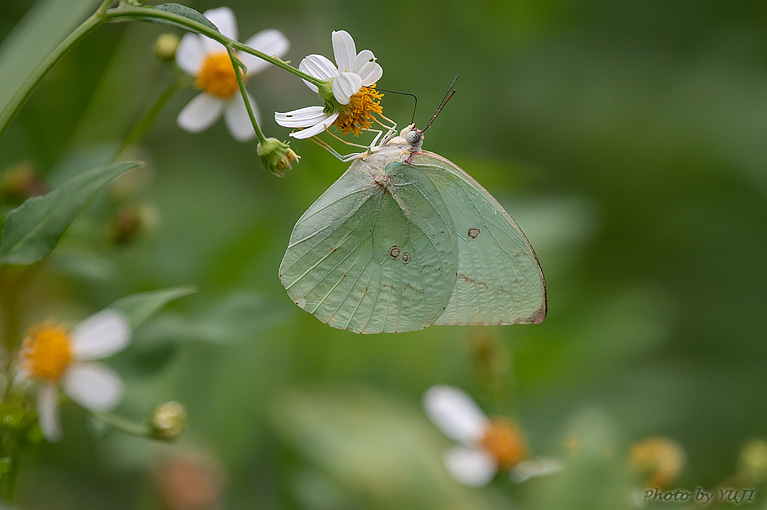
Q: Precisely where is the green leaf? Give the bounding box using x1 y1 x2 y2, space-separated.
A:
0 0 100 134
0 161 142 265
106 286 197 329
151 3 220 33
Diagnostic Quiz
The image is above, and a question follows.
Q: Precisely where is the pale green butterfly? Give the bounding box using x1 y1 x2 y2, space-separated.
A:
279 124 547 334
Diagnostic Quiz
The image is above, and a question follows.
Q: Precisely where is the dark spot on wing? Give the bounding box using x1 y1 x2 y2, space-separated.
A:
402 252 410 264
468 228 481 239
457 273 489 290
389 246 400 258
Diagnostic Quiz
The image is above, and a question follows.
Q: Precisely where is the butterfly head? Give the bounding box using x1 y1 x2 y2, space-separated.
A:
399 124 424 152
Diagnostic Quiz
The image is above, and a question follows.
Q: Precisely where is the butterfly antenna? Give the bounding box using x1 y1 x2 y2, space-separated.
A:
376 87 418 126
422 75 459 132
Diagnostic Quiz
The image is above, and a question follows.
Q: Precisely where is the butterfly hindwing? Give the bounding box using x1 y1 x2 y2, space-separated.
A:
279 161 458 333
393 152 547 325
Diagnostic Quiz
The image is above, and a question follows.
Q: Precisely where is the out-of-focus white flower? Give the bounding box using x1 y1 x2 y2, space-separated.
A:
17 310 131 442
422 385 563 487
275 30 383 139
175 7 289 141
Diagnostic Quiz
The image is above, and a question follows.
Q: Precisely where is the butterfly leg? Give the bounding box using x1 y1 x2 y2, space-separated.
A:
374 114 398 145
309 135 367 162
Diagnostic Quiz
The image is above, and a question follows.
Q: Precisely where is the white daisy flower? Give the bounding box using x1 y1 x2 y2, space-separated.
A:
274 30 383 139
422 385 563 487
17 310 131 442
175 7 289 141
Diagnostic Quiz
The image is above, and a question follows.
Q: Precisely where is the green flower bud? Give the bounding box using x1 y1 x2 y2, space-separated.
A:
738 439 767 484
154 33 180 63
150 401 187 442
257 138 300 178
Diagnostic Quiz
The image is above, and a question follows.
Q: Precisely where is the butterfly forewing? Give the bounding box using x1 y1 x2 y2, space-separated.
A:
400 153 547 325
279 162 458 333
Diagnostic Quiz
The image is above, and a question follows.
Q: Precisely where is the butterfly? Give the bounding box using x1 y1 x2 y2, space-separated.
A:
279 124 547 334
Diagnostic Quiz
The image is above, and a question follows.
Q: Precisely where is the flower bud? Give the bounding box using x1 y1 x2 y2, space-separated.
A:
738 439 767 485
1 162 47 201
257 138 300 177
154 33 180 63
109 203 158 246
150 401 187 442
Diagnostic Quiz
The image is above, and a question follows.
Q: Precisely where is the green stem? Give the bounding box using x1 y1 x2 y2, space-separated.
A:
1 454 21 505
114 75 188 159
102 6 323 87
0 269 22 372
93 410 150 437
227 47 266 144
0 8 107 137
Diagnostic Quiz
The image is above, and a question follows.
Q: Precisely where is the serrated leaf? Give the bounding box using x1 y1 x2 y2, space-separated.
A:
106 286 197 329
152 3 220 33
0 161 142 265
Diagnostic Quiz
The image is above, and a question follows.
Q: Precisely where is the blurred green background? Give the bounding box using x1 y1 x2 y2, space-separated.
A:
2 0 767 508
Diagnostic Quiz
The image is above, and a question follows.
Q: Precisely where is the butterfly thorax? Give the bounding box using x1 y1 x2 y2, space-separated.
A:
354 124 424 183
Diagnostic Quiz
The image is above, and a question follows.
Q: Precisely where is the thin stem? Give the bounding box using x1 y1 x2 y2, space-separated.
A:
1 454 21 505
0 10 106 137
114 75 188 159
102 6 323 87
96 0 114 16
92 410 150 437
227 47 266 144
0 269 22 371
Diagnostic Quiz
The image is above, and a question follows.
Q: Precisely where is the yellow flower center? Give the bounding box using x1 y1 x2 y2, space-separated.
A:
479 418 527 469
333 85 383 136
19 322 73 381
195 52 242 99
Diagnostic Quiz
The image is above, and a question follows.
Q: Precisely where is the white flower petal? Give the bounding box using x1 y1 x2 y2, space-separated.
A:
352 50 375 72
63 363 123 411
70 309 130 361
202 7 237 49
290 112 339 139
422 385 489 445
178 93 224 133
299 54 338 92
37 383 61 442
332 72 362 105
176 33 206 76
443 446 498 487
275 106 330 128
356 61 382 87
224 94 259 142
510 457 564 484
332 30 356 73
241 29 290 75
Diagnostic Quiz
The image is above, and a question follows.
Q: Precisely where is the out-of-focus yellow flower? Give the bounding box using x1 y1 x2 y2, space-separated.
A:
630 436 685 488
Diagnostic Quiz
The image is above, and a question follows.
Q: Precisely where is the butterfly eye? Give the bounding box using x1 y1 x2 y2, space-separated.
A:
405 130 422 145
